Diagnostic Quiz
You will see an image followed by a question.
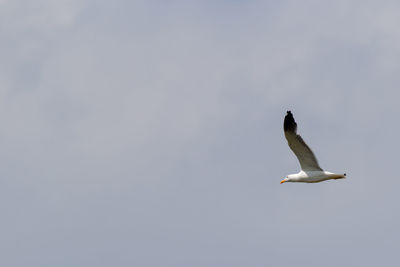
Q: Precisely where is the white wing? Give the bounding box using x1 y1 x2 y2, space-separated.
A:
283 111 323 171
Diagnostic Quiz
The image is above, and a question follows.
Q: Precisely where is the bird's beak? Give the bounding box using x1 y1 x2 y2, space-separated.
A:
280 179 286 184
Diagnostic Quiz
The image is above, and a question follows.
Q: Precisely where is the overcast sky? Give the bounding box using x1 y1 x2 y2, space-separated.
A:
2 1 400 266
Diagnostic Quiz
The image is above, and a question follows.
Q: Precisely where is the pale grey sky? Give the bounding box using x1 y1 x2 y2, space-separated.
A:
1 1 400 266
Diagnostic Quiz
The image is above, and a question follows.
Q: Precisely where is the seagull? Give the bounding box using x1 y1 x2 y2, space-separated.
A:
280 111 346 184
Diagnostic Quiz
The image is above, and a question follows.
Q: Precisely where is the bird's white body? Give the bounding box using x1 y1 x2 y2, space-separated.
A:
286 171 346 183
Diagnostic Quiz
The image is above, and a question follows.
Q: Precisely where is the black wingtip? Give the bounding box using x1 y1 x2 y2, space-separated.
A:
344 173 346 177
284 110 296 132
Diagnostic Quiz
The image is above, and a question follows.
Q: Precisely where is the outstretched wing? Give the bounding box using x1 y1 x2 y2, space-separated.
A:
283 111 323 171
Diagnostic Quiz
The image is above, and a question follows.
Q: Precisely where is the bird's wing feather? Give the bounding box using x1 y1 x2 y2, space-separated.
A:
283 111 323 171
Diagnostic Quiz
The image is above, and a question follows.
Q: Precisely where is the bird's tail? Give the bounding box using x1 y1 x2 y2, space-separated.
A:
333 173 346 179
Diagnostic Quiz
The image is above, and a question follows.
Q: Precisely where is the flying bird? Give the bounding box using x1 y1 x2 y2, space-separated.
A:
280 111 346 184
